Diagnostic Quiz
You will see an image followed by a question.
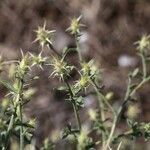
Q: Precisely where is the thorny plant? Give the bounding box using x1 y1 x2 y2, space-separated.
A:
0 16 150 150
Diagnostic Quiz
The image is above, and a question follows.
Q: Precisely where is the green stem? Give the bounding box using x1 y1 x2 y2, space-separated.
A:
104 116 117 150
16 79 24 150
72 103 81 131
104 77 131 150
48 43 81 131
4 114 14 149
65 81 81 131
91 81 105 148
19 102 24 150
90 79 117 149
100 101 105 148
117 74 150 126
140 53 147 79
75 34 82 62
130 76 150 96
90 79 116 116
4 84 24 150
7 114 14 132
116 77 131 121
104 76 150 149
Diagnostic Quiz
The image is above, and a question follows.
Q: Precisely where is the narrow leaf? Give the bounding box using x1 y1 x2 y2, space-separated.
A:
0 78 17 93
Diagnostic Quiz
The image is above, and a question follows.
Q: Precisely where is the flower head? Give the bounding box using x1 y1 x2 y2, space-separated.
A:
67 16 84 35
30 52 47 69
34 22 55 48
74 75 90 92
81 60 100 80
135 34 150 52
50 57 73 80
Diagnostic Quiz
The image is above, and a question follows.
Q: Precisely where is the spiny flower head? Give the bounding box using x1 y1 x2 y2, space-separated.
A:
81 60 100 80
67 16 84 35
75 75 90 91
34 22 55 48
30 52 47 69
51 57 73 80
135 34 150 52
78 75 89 88
81 62 91 76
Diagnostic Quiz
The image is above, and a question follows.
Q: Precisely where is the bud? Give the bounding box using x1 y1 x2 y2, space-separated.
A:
18 52 30 76
78 129 88 149
127 104 141 119
77 129 93 150
105 92 114 101
1 98 9 110
88 109 97 121
23 88 37 99
50 130 59 142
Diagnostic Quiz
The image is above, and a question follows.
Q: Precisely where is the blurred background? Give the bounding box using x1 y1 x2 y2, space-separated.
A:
0 0 150 149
